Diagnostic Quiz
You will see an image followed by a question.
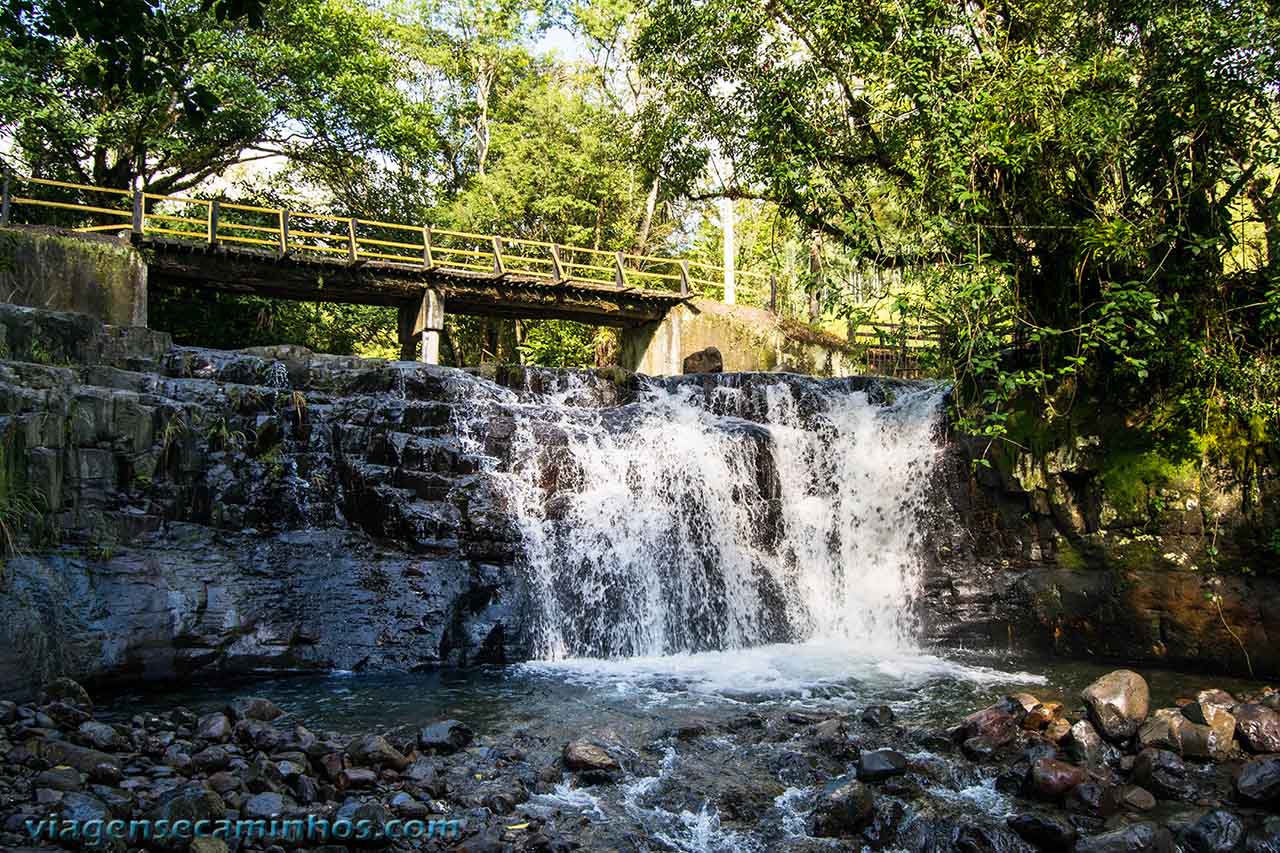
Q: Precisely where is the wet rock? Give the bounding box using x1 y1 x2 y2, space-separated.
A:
35 766 83 791
1181 810 1245 853
335 798 393 848
1065 782 1114 818
562 739 620 772
1080 670 1150 741
141 784 227 850
338 767 378 789
682 347 723 374
1133 748 1188 799
1234 704 1280 754
1008 812 1078 852
41 677 92 710
1235 756 1280 805
418 719 473 754
1064 721 1111 768
1027 758 1086 799
1024 703 1063 732
1137 708 1189 753
955 821 1027 852
76 720 126 752
955 701 1022 745
1246 817 1280 853
1105 784 1156 812
244 755 285 793
189 840 230 853
191 746 229 773
226 696 283 722
1075 822 1174 853
242 791 286 820
1044 718 1072 743
1180 699 1236 760
857 748 908 782
34 738 121 776
963 735 1006 762
811 717 856 759
812 774 875 837
196 712 232 743
861 705 895 727
346 734 410 771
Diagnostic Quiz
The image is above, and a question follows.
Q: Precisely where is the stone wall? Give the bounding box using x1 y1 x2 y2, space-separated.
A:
0 226 147 327
620 299 863 376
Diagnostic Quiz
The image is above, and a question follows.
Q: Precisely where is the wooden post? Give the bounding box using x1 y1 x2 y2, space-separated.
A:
208 200 220 246
278 210 290 256
422 225 433 268
491 236 505 276
0 174 10 226
347 218 358 264
769 274 778 313
614 251 626 289
679 260 690 296
550 244 564 282
131 191 144 237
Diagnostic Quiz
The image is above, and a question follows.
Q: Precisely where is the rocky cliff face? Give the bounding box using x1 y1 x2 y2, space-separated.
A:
921 431 1280 678
0 304 538 699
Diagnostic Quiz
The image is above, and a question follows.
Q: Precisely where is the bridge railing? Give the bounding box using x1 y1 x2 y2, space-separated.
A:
2 174 791 301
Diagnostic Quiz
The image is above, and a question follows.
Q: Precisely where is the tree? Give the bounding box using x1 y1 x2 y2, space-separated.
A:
0 0 440 194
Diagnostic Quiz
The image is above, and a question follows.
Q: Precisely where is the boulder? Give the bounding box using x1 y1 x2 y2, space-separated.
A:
1007 812 1077 852
345 734 409 771
76 721 126 752
195 712 232 743
417 719 473 755
1133 747 1188 799
1081 670 1150 741
1138 708 1189 753
1026 758 1086 799
856 749 907 782
1236 756 1280 805
861 705 895 728
682 347 723 374
1065 720 1111 767
812 775 875 837
41 677 93 709
225 696 283 722
1181 810 1246 853
141 784 227 851
562 739 620 772
1235 704 1280 754
1023 702 1062 732
1075 822 1174 853
242 791 286 821
954 700 1022 745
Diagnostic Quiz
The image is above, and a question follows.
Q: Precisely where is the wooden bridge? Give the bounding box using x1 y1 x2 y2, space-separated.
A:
2 175 778 363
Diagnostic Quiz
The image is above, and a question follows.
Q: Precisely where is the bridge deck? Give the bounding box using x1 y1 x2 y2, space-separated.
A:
145 238 685 326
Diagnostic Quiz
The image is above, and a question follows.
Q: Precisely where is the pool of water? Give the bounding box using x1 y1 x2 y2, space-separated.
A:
102 642 1267 741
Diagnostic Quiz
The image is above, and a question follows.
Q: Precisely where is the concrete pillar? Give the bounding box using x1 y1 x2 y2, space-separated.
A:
412 287 445 365
721 196 736 305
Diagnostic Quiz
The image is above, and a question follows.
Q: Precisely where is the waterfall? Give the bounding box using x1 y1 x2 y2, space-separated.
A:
469 372 947 661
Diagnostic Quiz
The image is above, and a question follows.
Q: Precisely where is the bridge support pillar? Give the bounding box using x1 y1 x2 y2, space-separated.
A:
411 287 445 365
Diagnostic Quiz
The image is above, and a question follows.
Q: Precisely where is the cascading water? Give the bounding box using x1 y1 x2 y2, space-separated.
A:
473 371 948 661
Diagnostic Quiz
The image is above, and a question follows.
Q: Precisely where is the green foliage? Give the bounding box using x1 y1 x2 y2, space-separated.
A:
517 320 597 368
0 427 42 563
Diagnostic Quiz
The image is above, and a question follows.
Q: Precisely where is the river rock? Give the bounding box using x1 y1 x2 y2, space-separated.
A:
196 712 232 742
1065 720 1112 767
1065 781 1114 818
954 700 1022 745
36 766 83 791
41 677 93 709
76 720 126 752
812 774 875 837
1235 704 1280 753
1181 810 1246 853
1235 756 1280 804
191 746 230 773
1081 670 1150 741
417 719 473 754
1138 708 1189 753
346 733 410 771
856 748 907 782
1075 821 1174 853
242 791 286 820
1008 812 1077 851
861 705 895 727
142 784 227 850
563 739 620 772
1027 757 1086 799
1180 716 1235 762
1133 747 1188 799
682 346 723 374
226 696 283 722
1246 817 1280 853
1106 784 1156 812
1044 718 1072 743
338 767 378 789
1023 702 1062 732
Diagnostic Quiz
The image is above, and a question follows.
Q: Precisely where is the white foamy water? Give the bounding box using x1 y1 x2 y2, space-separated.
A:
490 374 948 661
